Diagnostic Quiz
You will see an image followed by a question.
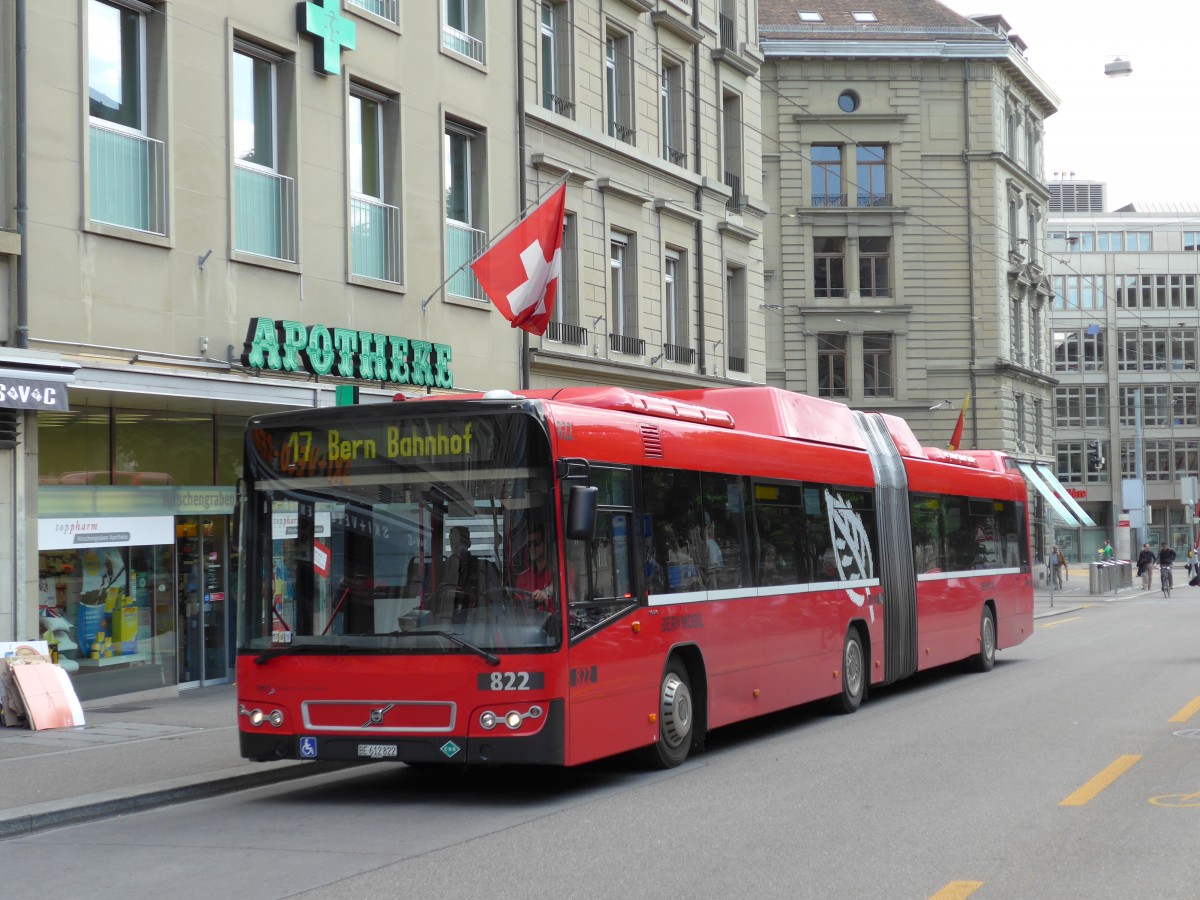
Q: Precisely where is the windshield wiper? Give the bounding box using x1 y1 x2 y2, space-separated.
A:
390 630 501 666
253 643 357 665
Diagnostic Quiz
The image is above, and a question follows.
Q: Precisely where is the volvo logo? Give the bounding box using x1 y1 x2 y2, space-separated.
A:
362 704 395 728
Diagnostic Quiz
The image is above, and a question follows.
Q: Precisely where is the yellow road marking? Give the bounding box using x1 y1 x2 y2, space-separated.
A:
1038 616 1082 629
1168 697 1200 723
930 882 984 900
1060 754 1142 806
1150 791 1200 807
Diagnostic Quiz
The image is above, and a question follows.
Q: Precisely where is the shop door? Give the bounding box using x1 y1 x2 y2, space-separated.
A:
177 517 231 686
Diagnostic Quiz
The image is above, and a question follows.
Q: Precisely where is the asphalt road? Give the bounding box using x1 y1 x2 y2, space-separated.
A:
3 597 1199 899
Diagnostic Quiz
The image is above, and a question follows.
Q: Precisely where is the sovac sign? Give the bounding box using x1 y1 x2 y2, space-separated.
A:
242 318 453 390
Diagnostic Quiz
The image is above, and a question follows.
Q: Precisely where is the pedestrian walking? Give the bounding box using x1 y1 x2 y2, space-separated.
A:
1136 543 1155 591
1049 544 1065 589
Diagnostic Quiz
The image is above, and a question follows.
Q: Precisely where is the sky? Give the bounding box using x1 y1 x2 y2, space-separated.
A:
940 0 1200 211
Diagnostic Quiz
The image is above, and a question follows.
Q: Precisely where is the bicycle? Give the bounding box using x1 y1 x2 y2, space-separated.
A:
1161 564 1173 598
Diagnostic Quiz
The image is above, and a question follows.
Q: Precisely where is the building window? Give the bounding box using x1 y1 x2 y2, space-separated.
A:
661 59 686 166
349 86 402 284
1033 398 1044 453
444 122 487 300
1057 441 1106 485
1082 327 1105 371
837 90 860 112
1016 394 1027 449
1176 440 1200 480
663 249 690 358
814 238 845 298
1084 386 1107 427
858 237 889 297
1052 275 1105 310
722 90 744 209
547 212 582 344
1145 440 1171 481
1053 330 1079 372
811 146 843 206
233 42 296 262
610 232 641 354
1171 328 1197 370
444 0 485 63
87 0 166 234
1055 387 1080 428
1010 294 1024 365
1065 231 1095 251
541 2 573 116
817 333 848 398
1174 385 1199 426
1117 329 1139 372
606 30 634 143
856 145 887 205
1140 328 1168 371
863 333 893 398
719 0 737 48
1185 231 1200 251
1030 304 1043 368
726 266 747 373
1141 385 1171 427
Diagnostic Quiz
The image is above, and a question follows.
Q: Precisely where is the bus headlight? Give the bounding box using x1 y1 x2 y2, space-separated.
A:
268 709 285 728
249 708 265 727
479 711 497 730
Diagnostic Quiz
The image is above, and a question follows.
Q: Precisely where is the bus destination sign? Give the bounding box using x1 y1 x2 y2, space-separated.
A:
251 417 489 480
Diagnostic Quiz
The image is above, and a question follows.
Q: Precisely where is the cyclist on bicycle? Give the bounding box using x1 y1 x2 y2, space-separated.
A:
1158 543 1177 594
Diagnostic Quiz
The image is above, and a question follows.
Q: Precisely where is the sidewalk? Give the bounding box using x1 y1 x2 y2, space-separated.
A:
0 682 347 839
0 567 1158 840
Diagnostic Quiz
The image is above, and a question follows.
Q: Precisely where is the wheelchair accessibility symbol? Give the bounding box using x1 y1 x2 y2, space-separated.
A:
1149 791 1200 808
300 736 318 758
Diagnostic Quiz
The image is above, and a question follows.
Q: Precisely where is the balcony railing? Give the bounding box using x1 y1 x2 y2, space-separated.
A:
351 194 402 284
445 219 486 301
664 343 695 364
348 0 399 22
443 24 484 63
727 355 746 373
718 13 735 50
857 192 893 207
547 93 576 117
89 122 167 235
546 321 587 345
611 121 636 144
812 193 848 207
609 333 645 356
724 171 743 211
665 144 687 166
234 163 297 262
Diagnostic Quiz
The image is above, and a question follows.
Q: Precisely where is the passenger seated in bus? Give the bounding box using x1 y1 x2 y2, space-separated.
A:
434 526 476 620
662 525 703 591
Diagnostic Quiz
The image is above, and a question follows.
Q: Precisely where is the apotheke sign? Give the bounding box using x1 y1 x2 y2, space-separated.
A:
242 318 454 389
39 516 174 550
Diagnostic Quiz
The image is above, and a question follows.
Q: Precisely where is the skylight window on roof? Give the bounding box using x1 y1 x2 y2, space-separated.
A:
851 11 878 22
798 11 823 22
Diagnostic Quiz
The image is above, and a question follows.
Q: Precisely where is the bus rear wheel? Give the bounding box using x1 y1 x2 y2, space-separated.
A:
973 606 996 672
648 664 693 768
834 629 865 714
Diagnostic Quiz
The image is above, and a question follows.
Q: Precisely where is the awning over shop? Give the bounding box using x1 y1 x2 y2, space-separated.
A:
1034 462 1096 527
1017 462 1095 529
0 350 77 412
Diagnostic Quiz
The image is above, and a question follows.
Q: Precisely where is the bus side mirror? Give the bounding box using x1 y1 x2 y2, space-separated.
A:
566 486 598 541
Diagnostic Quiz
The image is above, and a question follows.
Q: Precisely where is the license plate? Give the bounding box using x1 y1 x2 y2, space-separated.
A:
357 743 398 759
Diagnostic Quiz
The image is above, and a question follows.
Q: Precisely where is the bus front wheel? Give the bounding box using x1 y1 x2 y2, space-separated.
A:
834 629 865 714
649 664 693 768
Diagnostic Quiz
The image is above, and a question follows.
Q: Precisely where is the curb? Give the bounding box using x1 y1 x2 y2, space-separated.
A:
0 759 354 840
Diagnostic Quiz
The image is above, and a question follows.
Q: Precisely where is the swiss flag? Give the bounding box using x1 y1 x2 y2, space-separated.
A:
470 184 567 337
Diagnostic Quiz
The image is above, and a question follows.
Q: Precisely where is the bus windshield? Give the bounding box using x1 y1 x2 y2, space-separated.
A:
238 409 563 656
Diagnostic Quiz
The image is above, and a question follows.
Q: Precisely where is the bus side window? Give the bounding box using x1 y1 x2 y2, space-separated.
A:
643 468 704 593
700 474 751 589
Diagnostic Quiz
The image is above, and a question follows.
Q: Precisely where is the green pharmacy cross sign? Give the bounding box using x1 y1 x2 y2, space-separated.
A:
297 0 356 76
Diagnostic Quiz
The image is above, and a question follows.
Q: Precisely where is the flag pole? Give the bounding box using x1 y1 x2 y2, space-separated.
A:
419 171 572 315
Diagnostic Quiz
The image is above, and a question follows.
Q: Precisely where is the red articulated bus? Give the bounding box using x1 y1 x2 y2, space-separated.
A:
237 386 1032 768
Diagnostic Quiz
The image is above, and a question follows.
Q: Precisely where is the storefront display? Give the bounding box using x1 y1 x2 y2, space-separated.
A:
37 517 176 701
